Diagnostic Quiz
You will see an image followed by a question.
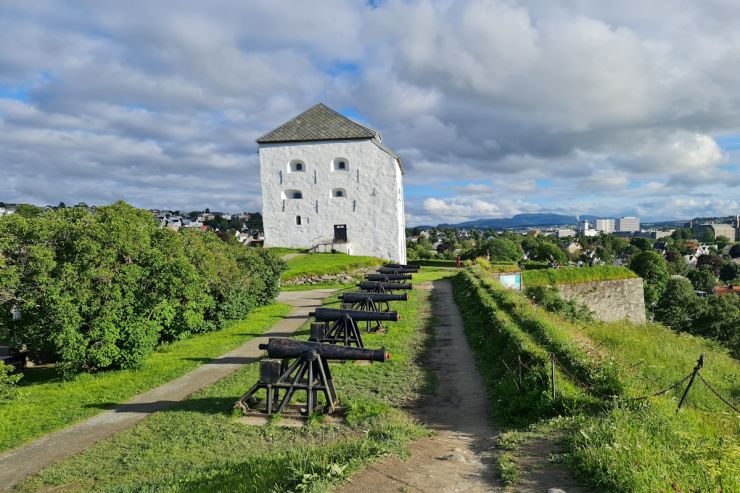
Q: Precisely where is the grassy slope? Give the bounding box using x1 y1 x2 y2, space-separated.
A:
522 265 636 287
1 304 292 453
281 253 383 281
455 268 739 492
19 268 453 493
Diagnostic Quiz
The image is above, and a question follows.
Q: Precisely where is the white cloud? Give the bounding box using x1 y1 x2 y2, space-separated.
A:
0 0 739 223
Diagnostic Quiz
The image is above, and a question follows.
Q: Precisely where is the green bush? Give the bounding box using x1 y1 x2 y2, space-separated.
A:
0 360 22 400
629 251 670 310
0 202 285 376
524 285 593 323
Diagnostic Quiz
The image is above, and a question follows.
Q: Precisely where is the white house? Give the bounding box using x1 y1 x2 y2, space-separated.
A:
256 103 406 262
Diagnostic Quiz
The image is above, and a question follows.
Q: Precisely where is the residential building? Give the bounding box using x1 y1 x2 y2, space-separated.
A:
616 216 640 232
556 229 576 238
595 219 615 233
257 103 406 262
692 223 736 241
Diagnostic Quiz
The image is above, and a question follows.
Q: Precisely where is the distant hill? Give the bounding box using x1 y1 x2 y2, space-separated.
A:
439 213 602 229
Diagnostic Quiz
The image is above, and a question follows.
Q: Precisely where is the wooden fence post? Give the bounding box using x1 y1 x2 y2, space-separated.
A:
677 353 704 412
550 352 556 400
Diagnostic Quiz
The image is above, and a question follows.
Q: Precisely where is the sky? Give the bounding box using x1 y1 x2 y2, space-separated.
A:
1 0 739 226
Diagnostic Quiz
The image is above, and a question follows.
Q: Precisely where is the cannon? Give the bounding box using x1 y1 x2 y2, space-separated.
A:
235 338 390 416
309 307 400 345
340 292 408 312
384 263 420 272
358 281 413 293
378 266 417 275
366 273 413 282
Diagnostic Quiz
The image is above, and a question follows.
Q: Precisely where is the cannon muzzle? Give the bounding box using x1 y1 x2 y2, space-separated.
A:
310 307 400 322
258 338 390 362
359 281 413 291
384 263 420 272
366 274 413 282
340 292 408 303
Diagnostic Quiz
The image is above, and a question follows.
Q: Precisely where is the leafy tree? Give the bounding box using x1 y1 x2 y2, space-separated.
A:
693 295 740 358
715 236 731 250
654 278 704 332
665 251 689 276
629 251 670 310
700 227 715 242
671 228 692 241
729 244 740 259
596 245 615 263
466 238 521 262
718 262 740 284
687 266 717 293
14 204 43 217
58 202 66 209
531 242 567 264
630 237 652 251
696 254 724 275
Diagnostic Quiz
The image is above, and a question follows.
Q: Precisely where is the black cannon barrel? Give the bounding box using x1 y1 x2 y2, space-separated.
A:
340 292 408 303
385 263 420 272
366 274 413 282
359 281 413 291
378 267 419 274
259 337 389 362
310 307 400 322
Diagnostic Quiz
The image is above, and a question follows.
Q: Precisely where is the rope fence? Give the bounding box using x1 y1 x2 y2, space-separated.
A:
508 351 739 415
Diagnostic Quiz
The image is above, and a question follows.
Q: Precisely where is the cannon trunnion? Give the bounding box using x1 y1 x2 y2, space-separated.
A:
235 338 390 417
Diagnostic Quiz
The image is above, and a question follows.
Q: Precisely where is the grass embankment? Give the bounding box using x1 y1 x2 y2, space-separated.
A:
454 268 739 492
522 265 637 287
19 268 453 493
0 304 292 453
281 253 384 282
265 247 304 257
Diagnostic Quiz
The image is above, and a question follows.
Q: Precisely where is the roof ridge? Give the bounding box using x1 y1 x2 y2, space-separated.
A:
256 103 378 144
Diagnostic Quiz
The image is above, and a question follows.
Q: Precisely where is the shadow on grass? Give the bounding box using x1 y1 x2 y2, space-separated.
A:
184 356 261 365
85 395 242 415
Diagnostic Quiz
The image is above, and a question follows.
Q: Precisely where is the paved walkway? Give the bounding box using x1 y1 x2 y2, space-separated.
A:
0 288 335 491
281 252 304 261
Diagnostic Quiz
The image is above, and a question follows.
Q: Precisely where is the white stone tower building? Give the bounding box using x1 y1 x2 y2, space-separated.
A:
256 103 406 263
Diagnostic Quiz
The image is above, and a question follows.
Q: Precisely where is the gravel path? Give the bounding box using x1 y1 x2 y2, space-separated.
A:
337 279 500 493
0 288 335 491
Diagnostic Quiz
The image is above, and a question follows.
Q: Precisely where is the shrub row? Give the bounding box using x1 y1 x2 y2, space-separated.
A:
0 202 284 376
452 270 586 425
476 273 623 397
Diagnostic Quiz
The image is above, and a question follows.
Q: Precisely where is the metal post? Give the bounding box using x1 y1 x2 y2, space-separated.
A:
677 353 704 412
550 352 556 400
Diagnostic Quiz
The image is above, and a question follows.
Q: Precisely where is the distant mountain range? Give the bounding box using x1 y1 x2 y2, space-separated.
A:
438 213 602 229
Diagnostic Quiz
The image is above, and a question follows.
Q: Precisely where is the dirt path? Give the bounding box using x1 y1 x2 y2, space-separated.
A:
281 252 304 260
338 279 500 493
0 288 335 491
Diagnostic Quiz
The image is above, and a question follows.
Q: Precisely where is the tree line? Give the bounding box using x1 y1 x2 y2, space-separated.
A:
0 201 284 376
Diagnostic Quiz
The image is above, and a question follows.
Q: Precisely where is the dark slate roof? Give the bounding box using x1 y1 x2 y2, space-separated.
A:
256 103 379 144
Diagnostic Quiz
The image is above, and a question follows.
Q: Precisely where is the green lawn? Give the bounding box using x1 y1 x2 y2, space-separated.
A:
264 247 304 257
281 253 384 281
18 267 454 493
522 265 637 287
1 304 292 453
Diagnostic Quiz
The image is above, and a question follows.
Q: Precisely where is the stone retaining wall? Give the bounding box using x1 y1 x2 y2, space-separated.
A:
282 267 376 286
555 277 646 323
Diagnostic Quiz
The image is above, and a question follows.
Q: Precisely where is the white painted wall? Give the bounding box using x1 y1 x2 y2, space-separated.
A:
259 139 406 262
